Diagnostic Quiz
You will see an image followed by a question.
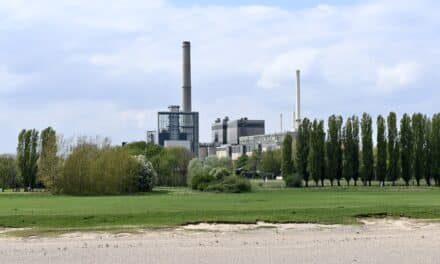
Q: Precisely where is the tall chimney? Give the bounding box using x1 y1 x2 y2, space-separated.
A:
182 41 191 112
295 70 301 130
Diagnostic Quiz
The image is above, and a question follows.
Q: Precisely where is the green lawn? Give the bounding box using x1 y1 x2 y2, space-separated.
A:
0 187 440 230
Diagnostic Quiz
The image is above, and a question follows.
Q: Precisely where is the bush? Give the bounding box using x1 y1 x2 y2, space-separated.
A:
284 173 303 188
205 176 251 193
187 158 213 190
220 176 252 193
209 167 231 180
135 155 157 192
59 143 139 195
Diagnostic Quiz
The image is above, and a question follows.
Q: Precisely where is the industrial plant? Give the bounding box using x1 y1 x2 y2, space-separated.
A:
148 41 303 160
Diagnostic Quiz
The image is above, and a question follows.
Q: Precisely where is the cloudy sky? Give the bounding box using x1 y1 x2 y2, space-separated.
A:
0 0 439 153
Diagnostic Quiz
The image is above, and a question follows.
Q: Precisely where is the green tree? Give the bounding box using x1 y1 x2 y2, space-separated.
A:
412 113 425 186
17 129 39 190
400 114 413 186
144 143 163 160
153 147 194 186
387 112 400 185
376 115 387 186
308 119 325 186
424 117 433 186
336 116 343 186
432 114 440 186
295 118 311 187
247 149 262 177
38 127 58 191
352 116 360 186
361 113 374 186
123 141 148 156
326 115 343 186
260 149 281 179
281 134 294 178
235 153 249 174
342 118 353 185
0 155 17 189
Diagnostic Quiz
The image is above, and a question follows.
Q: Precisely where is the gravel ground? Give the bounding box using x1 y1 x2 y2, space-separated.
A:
0 218 439 264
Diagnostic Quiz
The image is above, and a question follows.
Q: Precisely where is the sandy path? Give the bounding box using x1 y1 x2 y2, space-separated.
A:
0 219 439 264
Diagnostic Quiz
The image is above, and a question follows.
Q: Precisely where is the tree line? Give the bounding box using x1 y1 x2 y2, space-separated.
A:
0 128 157 194
285 112 440 187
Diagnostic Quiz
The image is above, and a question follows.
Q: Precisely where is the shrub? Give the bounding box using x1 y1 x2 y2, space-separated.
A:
135 155 157 192
220 176 252 193
206 176 251 193
192 172 215 191
187 158 213 190
284 173 303 188
187 157 251 193
209 167 231 180
59 143 139 195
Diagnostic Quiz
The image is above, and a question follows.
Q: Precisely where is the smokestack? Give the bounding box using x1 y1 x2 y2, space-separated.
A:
280 113 283 132
182 41 191 112
295 70 301 130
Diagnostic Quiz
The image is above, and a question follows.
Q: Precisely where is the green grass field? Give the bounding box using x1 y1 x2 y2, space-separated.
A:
1 185 440 231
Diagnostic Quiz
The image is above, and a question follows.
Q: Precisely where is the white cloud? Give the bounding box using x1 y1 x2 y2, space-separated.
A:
376 62 422 93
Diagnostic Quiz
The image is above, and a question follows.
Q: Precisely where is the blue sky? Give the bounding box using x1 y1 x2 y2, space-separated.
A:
0 0 439 153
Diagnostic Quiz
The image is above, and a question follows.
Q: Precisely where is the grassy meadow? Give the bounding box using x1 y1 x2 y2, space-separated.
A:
1 184 440 231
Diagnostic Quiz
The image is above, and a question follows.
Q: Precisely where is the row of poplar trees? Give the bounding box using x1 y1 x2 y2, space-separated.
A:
287 112 440 187
16 127 58 190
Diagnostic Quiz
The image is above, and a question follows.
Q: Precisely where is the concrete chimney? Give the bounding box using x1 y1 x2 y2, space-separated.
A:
295 70 301 130
182 41 191 112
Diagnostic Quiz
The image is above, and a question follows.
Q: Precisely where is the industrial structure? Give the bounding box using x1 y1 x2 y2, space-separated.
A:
199 70 302 160
156 41 199 154
146 41 303 160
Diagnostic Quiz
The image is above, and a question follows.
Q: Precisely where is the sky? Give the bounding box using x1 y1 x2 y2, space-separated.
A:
0 0 439 153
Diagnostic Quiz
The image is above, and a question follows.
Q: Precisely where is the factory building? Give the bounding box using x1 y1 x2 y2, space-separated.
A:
199 70 303 160
156 41 199 155
212 117 229 145
199 117 265 160
158 105 199 153
226 118 265 145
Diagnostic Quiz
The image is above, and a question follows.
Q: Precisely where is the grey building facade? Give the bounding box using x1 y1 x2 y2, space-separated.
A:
226 118 265 145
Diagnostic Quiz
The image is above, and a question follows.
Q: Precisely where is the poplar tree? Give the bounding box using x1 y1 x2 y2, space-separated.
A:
412 113 425 186
336 116 343 186
400 114 413 186
281 134 294 178
295 118 311 187
38 127 58 190
387 112 399 185
361 113 374 186
17 129 39 190
424 117 433 186
308 119 325 186
376 115 387 186
342 118 353 185
432 114 440 186
326 115 343 186
352 116 360 186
